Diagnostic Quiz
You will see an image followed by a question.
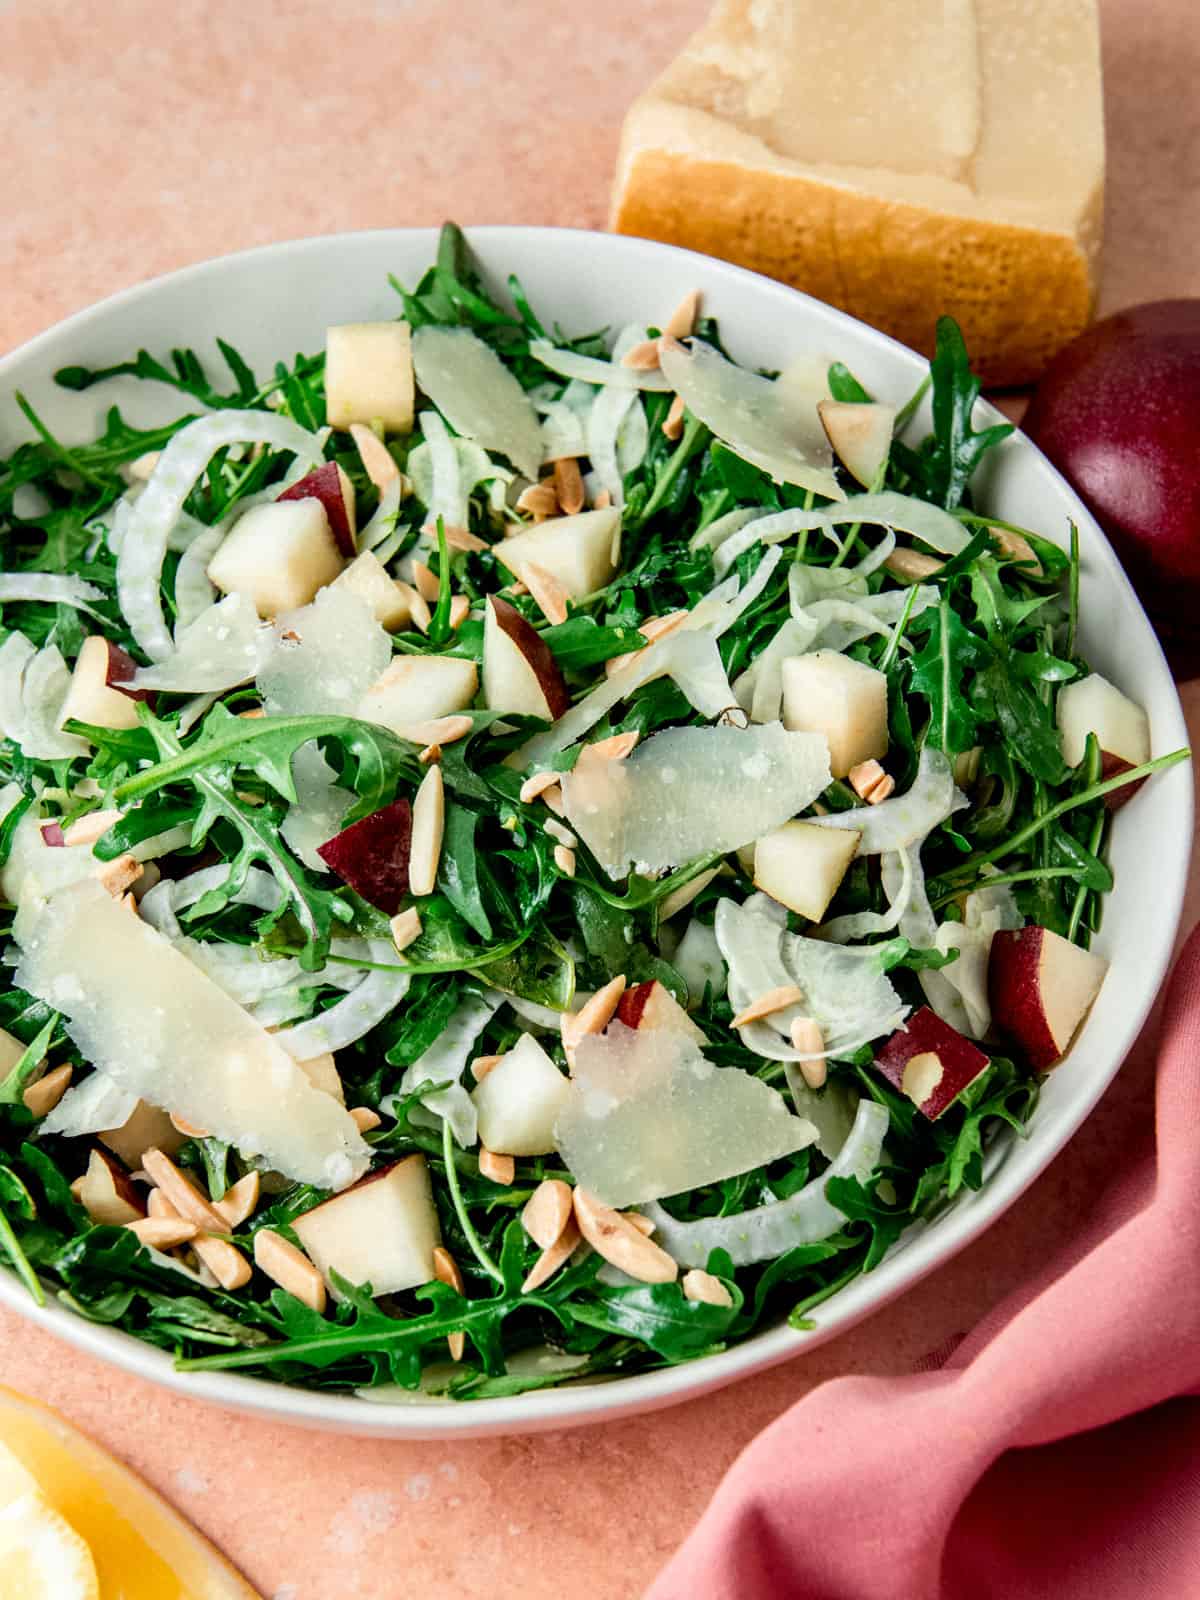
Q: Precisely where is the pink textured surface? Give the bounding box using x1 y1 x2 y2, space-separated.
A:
1 2 1197 1596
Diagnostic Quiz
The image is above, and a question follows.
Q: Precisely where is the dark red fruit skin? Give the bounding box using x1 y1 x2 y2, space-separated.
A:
316 797 412 913
105 641 156 707
872 1006 991 1121
1023 300 1200 674
279 462 356 557
488 596 571 719
615 981 654 1029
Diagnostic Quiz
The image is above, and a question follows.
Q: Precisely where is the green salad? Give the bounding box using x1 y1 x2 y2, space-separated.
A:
0 224 1186 1401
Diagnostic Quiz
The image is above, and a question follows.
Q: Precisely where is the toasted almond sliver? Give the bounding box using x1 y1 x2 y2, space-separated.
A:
95 853 142 898
789 1016 827 1089
605 610 689 677
884 548 945 582
540 783 566 817
61 808 123 848
170 1112 210 1139
553 456 586 516
661 393 686 442
731 985 805 1029
447 595 471 630
215 1172 261 1230
141 1147 228 1233
253 1229 327 1314
592 487 612 511
478 1148 515 1186
545 819 576 848
621 338 662 372
349 422 400 489
412 560 441 604
393 713 474 748
553 844 576 878
432 1244 464 1294
866 774 895 804
664 290 701 341
147 1189 177 1220
522 1218 581 1293
573 1189 677 1284
350 1106 382 1134
21 1064 72 1119
471 1053 505 1082
523 561 569 626
622 1211 656 1238
238 707 266 720
69 1176 86 1202
522 1179 575 1250
389 906 422 955
682 1268 733 1308
577 731 639 766
127 1216 197 1250
561 974 627 1062
441 524 489 554
193 1235 252 1291
847 759 887 801
396 581 431 634
658 866 722 924
519 770 562 805
127 450 161 482
409 763 445 897
515 482 560 520
418 743 442 765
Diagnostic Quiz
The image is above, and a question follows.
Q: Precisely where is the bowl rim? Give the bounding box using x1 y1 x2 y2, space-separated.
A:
0 223 1191 1438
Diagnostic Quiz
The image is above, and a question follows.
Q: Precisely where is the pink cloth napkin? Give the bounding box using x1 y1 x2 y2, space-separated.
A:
649 924 1200 1600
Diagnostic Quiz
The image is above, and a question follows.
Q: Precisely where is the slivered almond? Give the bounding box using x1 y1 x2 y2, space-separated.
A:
447 595 471 630
215 1172 260 1229
505 579 530 596
621 339 662 371
658 866 721 924
350 1106 382 1133
593 488 612 511
682 1268 733 1308
127 1216 197 1250
147 1189 177 1220
540 783 566 817
253 1229 327 1314
884 548 944 582
120 891 139 917
96 854 142 897
522 1179 574 1250
553 456 585 515
989 525 1043 575
22 1064 72 1119
522 1217 581 1293
418 743 442 765
238 707 266 719
561 975 627 1062
441 524 488 554
409 763 445 897
573 1189 677 1283
519 770 562 805
69 1176 85 1202
544 819 576 848
478 1148 515 1186
866 774 895 804
62 809 123 847
170 1113 210 1139
412 560 440 604
848 759 887 801
350 422 400 489
392 713 474 748
606 609 689 676
661 393 686 442
623 1211 656 1238
432 1246 467 1359
553 844 576 878
523 561 569 625
396 581 431 634
577 731 639 766
141 1148 228 1233
470 1053 504 1082
731 985 804 1029
664 290 701 341
192 1235 251 1291
389 906 422 954
789 1016 827 1089
515 482 560 520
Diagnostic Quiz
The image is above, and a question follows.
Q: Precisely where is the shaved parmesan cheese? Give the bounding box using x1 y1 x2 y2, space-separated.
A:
0 573 107 621
257 587 390 718
712 492 969 580
562 722 829 878
658 339 841 502
134 593 264 693
280 743 354 871
39 1070 138 1140
529 339 670 392
812 745 967 855
412 326 543 479
555 1021 816 1208
390 990 504 1149
16 881 370 1188
640 1098 889 1267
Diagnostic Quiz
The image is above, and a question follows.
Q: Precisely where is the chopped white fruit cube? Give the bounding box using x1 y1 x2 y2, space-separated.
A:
1057 673 1151 771
781 650 888 778
292 1155 441 1297
325 322 415 434
207 499 344 618
555 1022 816 1209
56 636 141 732
332 551 412 632
358 654 478 735
754 819 861 922
494 508 621 599
470 1033 571 1156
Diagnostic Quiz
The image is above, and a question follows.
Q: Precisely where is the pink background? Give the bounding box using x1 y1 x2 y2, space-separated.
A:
1 2 1197 1595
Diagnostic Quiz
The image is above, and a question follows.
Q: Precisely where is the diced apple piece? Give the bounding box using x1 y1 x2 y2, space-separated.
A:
817 400 896 488
77 1146 145 1226
207 499 344 618
615 979 707 1045
470 1034 571 1156
358 654 478 736
989 926 1109 1072
495 508 621 599
317 797 412 914
292 1155 441 1298
325 322 415 434
57 637 153 734
754 820 861 922
781 650 888 779
872 1007 991 1119
98 1100 185 1169
1056 673 1151 810
332 551 411 632
278 462 357 557
297 1052 344 1105
482 596 569 721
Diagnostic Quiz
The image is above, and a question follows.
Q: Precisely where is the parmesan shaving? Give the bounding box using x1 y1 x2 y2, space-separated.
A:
257 588 391 718
134 593 264 693
412 325 543 479
529 339 670 392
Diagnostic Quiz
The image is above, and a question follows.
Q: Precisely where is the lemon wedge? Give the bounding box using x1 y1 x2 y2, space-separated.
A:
0 1490 101 1600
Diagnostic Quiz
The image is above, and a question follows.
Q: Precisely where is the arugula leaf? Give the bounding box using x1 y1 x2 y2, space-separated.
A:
920 317 1014 510
437 802 493 940
906 598 992 753
572 1278 742 1360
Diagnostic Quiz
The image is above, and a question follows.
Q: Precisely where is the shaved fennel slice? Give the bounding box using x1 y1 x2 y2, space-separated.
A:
616 394 649 476
416 410 465 531
640 1098 889 1267
118 411 322 661
0 573 107 621
134 593 263 693
689 507 758 554
820 846 915 943
714 491 969 580
360 474 403 553
929 882 1023 1038
40 1070 139 1140
587 384 637 507
658 339 841 501
784 1075 860 1161
412 325 543 479
813 746 967 855
273 940 409 1057
562 722 829 878
172 521 225 632
0 634 35 745
22 648 89 760
529 339 669 392
388 991 504 1148
280 744 354 871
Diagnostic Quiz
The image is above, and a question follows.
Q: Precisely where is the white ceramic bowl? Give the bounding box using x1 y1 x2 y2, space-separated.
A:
0 228 1191 1438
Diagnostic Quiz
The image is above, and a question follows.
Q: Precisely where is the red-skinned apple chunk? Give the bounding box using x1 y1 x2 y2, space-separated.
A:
278 462 357 557
817 400 896 488
207 499 344 617
615 979 706 1045
57 636 154 734
988 926 1108 1072
1056 673 1150 811
483 596 570 720
317 796 412 914
292 1155 441 1298
873 1007 991 1120
77 1146 145 1226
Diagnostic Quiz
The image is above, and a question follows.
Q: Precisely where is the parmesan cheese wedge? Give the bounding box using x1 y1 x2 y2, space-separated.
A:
611 0 1104 386
16 881 370 1190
